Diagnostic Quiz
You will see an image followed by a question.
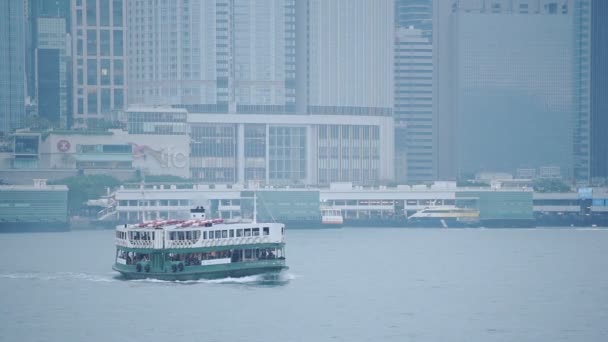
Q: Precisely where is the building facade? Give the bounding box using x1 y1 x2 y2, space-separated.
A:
126 0 296 114
0 181 68 231
0 0 26 135
573 0 592 183
590 0 608 182
36 17 69 128
395 0 433 38
446 0 589 181
71 0 126 127
6 129 190 178
394 27 435 183
188 113 394 186
304 0 394 116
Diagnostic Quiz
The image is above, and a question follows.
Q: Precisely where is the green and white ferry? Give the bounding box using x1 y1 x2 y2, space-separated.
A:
112 206 287 280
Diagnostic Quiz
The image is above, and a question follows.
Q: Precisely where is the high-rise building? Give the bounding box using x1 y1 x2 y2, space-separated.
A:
394 27 434 183
28 0 71 97
573 0 591 183
304 0 394 117
126 0 296 114
36 17 69 128
0 0 26 135
394 0 434 183
590 0 608 182
444 0 590 181
71 0 126 127
395 0 433 38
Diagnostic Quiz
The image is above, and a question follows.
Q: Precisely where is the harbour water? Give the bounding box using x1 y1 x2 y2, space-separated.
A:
1 227 607 342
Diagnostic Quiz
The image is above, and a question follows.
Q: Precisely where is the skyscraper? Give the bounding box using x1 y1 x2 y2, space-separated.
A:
445 0 589 181
71 0 126 127
395 0 432 37
36 17 69 128
590 0 608 182
573 0 591 183
0 0 26 135
394 27 434 183
126 0 296 114
394 0 435 183
28 0 71 127
304 0 394 116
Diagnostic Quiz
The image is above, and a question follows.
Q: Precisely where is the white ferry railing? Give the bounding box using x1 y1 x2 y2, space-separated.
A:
115 238 130 247
166 238 200 249
128 239 154 248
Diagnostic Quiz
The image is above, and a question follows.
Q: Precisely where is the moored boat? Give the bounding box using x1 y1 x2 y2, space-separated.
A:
407 206 480 228
112 206 287 280
321 207 344 227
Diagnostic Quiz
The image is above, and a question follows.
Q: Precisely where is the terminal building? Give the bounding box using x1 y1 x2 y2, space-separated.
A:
94 181 608 228
103 181 534 227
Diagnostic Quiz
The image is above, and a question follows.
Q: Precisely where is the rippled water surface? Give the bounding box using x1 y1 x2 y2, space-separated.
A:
1 228 607 342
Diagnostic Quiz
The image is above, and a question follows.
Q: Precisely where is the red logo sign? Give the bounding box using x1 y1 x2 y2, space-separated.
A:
57 140 71 152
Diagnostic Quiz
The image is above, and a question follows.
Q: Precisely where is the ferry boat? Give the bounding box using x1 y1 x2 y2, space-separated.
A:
112 205 287 280
407 206 480 228
321 207 343 227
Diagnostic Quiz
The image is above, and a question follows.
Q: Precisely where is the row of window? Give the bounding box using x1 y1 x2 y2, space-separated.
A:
325 199 459 206
203 227 271 240
119 226 274 242
168 227 272 241
118 200 190 207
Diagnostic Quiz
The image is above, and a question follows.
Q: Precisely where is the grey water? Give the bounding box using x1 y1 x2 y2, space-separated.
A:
1 228 608 342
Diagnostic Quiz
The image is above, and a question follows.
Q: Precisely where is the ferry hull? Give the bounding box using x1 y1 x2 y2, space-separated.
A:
113 260 287 281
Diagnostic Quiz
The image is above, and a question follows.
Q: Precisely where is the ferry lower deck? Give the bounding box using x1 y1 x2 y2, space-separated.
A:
113 245 286 280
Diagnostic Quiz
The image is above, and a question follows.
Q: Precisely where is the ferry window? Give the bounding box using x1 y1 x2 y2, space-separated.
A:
236 229 243 237
229 230 234 238
222 230 228 238
281 227 284 235
245 249 252 258
215 230 221 239
244 229 251 237
203 231 207 239
252 228 260 236
263 227 269 235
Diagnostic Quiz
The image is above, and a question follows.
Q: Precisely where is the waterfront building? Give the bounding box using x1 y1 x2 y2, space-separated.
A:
446 0 589 181
2 106 394 186
36 17 69 128
0 0 27 135
590 0 608 182
101 180 586 227
188 112 394 186
71 0 126 127
394 27 435 182
100 180 608 228
1 129 190 183
0 179 68 232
